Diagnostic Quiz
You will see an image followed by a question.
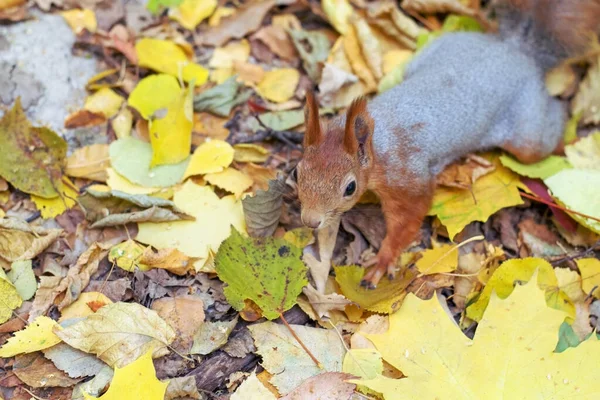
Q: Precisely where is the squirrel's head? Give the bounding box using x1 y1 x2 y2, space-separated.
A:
296 92 374 230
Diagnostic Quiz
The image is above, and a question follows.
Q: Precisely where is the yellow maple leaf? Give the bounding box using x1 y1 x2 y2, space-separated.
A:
84 88 124 118
578 258 600 298
169 0 216 30
415 244 458 275
256 69 300 103
83 348 168 400
0 316 62 357
60 8 97 34
136 180 245 270
357 272 600 399
429 154 525 239
135 38 208 85
184 139 234 178
205 167 253 198
59 292 113 322
31 178 78 219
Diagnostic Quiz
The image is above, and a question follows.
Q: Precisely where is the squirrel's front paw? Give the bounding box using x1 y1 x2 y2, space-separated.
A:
360 256 397 289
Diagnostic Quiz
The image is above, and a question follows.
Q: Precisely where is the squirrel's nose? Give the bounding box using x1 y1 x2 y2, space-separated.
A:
301 211 323 229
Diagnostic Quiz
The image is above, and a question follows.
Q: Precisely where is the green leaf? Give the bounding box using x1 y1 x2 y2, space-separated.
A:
288 29 331 82
193 76 251 117
499 154 572 179
7 260 36 301
0 99 66 198
554 321 584 353
417 15 482 50
147 0 183 14
545 169 600 234
215 229 308 320
109 137 189 188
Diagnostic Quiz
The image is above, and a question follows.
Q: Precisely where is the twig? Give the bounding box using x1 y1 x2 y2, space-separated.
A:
550 240 600 266
279 312 323 369
520 192 600 223
417 235 485 277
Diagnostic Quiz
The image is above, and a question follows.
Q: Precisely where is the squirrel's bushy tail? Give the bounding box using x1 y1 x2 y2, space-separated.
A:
495 0 600 70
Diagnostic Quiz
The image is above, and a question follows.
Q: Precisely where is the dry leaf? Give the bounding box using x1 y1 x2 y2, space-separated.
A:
401 0 477 17
253 25 298 61
66 144 110 182
572 57 600 126
151 295 205 353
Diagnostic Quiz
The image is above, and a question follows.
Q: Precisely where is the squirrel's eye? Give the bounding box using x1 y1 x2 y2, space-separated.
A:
344 181 356 197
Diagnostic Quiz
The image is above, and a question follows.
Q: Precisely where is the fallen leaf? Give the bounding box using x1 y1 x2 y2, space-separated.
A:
84 88 124 118
190 317 237 355
233 144 270 163
256 68 300 103
352 16 383 80
415 244 458 275
546 64 578 97
0 218 62 262
146 0 182 14
108 240 150 272
193 76 251 117
545 169 600 234
0 316 61 357
499 154 572 179
30 178 78 218
437 154 495 189
429 154 525 239
215 229 307 320
139 247 193 275
14 352 80 388
183 139 234 177
343 25 377 92
83 348 167 400
43 343 108 378
7 260 36 301
322 0 353 34
564 131 600 170
0 99 67 198
280 372 356 400
342 348 382 381
231 371 277 400
466 258 572 322
55 302 175 368
136 38 209 85
59 292 113 322
137 180 245 270
105 168 161 195
66 144 110 182
109 137 189 188
242 176 284 237
60 8 97 34
112 108 133 139
241 163 278 192
169 0 216 30
366 2 422 49
64 109 106 129
72 365 114 400
401 0 476 16
198 0 276 47
249 321 345 394
302 285 351 319
288 29 331 82
208 6 234 27
205 167 253 198
209 39 250 69
151 296 204 354
253 25 298 62
318 63 359 109
165 376 201 400
572 56 600 126
578 258 600 298
357 273 600 399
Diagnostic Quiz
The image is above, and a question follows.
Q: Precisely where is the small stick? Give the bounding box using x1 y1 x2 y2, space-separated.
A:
279 312 323 369
520 192 600 223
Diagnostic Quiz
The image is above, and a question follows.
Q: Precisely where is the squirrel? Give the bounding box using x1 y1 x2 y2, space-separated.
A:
295 0 600 289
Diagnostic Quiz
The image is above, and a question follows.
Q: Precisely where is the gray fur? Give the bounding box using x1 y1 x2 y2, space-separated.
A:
368 32 565 186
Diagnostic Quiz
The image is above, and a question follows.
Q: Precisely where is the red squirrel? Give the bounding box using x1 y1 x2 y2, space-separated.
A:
296 0 600 289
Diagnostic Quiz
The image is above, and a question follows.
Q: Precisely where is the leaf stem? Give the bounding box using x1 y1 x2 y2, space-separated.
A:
278 312 323 369
520 192 600 223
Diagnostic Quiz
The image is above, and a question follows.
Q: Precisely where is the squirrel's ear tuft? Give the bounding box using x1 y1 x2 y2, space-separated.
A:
304 91 323 147
344 97 374 155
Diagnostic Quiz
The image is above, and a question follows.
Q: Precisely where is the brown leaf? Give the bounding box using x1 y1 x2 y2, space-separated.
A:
14 352 80 388
0 4 29 22
401 0 477 17
198 0 277 47
436 154 495 189
572 56 600 125
279 372 356 400
366 1 422 49
0 218 63 262
165 376 201 400
65 144 110 182
517 218 566 258
242 176 285 238
29 242 110 321
139 247 193 275
151 296 205 354
252 25 298 61
64 109 107 129
302 285 352 318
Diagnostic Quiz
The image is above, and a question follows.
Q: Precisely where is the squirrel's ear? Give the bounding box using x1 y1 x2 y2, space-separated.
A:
344 97 374 155
304 91 323 147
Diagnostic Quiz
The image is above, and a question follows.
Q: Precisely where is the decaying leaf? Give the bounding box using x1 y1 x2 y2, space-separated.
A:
139 247 193 275
242 176 285 237
165 376 201 400
302 284 351 319
436 154 495 189
0 218 62 262
190 317 238 355
288 29 331 82
151 295 205 353
193 76 251 117
55 302 175 368
572 56 600 126
0 99 67 198
215 229 307 320
66 144 110 182
108 240 149 272
43 343 108 379
279 372 356 400
14 352 80 388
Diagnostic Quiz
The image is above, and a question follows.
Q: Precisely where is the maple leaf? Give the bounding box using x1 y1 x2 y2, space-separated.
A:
357 271 600 399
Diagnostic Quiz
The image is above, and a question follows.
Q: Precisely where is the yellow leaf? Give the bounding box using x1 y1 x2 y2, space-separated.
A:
136 38 209 85
169 0 216 30
322 0 353 34
111 108 133 139
60 8 97 34
466 258 574 322
233 143 270 163
83 348 168 400
106 168 162 195
358 273 600 400
31 178 78 219
209 40 250 69
139 247 193 276
184 139 234 178
0 275 21 324
205 167 252 198
343 348 383 379
429 154 525 239
578 258 600 298
565 131 600 170
137 181 245 270
108 240 151 272
210 67 234 84
415 244 458 275
84 88 124 118
128 74 180 119
0 316 62 357
343 25 377 92
66 143 110 182
382 49 413 75
59 292 113 322
256 69 300 104
208 6 235 27
231 371 277 400
352 16 383 79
